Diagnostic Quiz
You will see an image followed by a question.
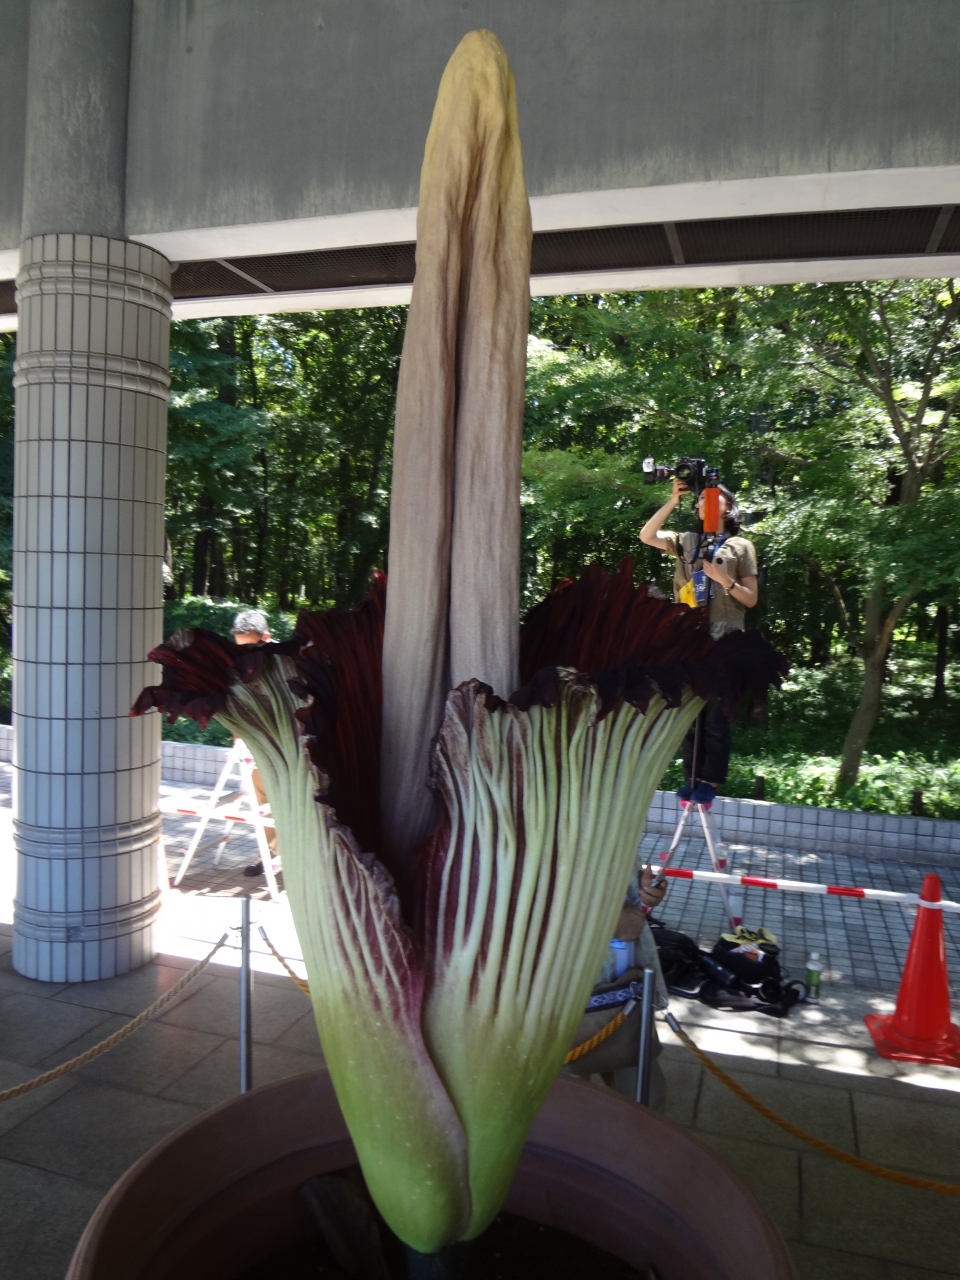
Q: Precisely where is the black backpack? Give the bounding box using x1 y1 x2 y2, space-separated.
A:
650 921 806 1018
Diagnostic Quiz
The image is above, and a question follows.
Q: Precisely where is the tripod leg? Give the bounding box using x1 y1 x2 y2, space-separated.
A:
655 801 693 875
697 804 738 930
213 824 232 866
698 803 726 871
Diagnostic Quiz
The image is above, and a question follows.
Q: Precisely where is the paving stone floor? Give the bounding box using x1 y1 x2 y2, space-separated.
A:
161 772 960 994
0 920 321 1280
640 830 960 995
159 776 281 900
0 771 959 1278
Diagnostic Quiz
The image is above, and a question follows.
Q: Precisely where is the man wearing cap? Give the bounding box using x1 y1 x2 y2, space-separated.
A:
231 610 278 878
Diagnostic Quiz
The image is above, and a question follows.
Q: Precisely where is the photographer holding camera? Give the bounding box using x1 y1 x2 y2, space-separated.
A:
639 468 758 806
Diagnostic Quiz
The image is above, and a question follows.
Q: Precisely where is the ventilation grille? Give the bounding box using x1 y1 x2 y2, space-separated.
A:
172 260 259 298
232 243 417 293
2 203 955 317
166 205 951 302
677 206 941 265
938 206 960 254
531 223 672 274
172 244 417 299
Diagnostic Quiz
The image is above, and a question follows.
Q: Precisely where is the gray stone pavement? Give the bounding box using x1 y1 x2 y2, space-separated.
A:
0 921 321 1280
640 830 960 995
1 771 959 1277
159 776 280 901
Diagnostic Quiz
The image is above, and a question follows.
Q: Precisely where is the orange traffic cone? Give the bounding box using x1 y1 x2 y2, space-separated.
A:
865 873 960 1067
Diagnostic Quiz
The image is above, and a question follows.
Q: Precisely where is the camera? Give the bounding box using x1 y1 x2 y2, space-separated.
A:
642 455 726 538
642 456 719 497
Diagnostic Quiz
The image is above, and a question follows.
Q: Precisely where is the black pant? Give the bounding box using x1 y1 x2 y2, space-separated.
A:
682 702 731 785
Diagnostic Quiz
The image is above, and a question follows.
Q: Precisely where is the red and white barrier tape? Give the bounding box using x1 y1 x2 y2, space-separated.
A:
658 866 960 913
158 796 952 913
159 800 275 828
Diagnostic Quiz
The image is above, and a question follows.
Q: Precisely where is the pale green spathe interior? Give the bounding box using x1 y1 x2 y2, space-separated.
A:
213 660 472 1253
421 675 701 1236
209 656 700 1250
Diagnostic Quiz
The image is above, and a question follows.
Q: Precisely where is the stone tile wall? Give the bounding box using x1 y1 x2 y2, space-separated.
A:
4 729 956 866
645 789 960 866
160 741 231 789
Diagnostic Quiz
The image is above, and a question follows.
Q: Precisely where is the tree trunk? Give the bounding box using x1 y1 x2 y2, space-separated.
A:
807 566 832 664
207 533 226 598
934 604 949 701
191 527 212 596
253 447 269 601
837 649 884 790
837 586 913 790
217 320 237 405
808 622 832 666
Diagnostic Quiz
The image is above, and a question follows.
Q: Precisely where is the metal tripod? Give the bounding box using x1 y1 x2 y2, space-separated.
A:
657 710 742 930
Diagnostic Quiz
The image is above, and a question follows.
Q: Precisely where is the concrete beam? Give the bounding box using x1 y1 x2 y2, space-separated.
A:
127 164 960 269
0 0 28 255
122 0 960 244
2 1 960 259
3 163 960 287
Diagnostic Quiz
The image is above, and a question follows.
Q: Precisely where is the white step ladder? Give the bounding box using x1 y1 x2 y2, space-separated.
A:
170 739 281 901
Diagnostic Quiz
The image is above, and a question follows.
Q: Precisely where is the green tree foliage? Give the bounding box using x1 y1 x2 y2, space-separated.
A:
1 286 957 796
525 284 960 790
166 308 405 611
524 290 776 610
744 281 960 786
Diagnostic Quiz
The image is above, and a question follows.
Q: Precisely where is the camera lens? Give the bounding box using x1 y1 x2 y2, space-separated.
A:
675 462 693 481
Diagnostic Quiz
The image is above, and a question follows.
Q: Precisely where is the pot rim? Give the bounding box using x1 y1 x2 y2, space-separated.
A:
67 1069 796 1280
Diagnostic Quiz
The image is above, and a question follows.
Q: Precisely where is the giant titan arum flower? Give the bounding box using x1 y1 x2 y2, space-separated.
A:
134 32 785 1256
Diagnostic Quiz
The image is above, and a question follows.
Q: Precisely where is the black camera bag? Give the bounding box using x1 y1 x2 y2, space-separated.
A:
651 921 806 1018
649 922 710 996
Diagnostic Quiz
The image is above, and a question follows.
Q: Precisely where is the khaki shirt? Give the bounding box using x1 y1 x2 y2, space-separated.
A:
659 530 758 637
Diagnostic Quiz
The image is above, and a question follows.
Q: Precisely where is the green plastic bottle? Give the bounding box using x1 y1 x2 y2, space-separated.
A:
805 952 822 1003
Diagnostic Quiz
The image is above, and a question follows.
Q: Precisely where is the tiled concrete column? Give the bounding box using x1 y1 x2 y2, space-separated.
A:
11 234 172 981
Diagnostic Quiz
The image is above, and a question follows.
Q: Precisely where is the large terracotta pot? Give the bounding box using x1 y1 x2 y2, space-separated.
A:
67 1070 795 1280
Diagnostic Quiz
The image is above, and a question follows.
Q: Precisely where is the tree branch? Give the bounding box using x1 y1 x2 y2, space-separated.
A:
805 557 856 653
878 591 916 660
753 442 820 470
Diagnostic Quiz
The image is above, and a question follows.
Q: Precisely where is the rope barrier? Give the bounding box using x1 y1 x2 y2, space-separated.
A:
258 926 311 998
243 929 960 1197
564 1006 631 1064
0 933 230 1105
665 1012 960 1197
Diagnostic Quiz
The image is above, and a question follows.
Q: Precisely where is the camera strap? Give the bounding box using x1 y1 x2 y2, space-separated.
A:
680 533 729 607
681 532 728 571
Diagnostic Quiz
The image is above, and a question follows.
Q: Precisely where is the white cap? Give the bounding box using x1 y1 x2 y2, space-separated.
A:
232 609 270 636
